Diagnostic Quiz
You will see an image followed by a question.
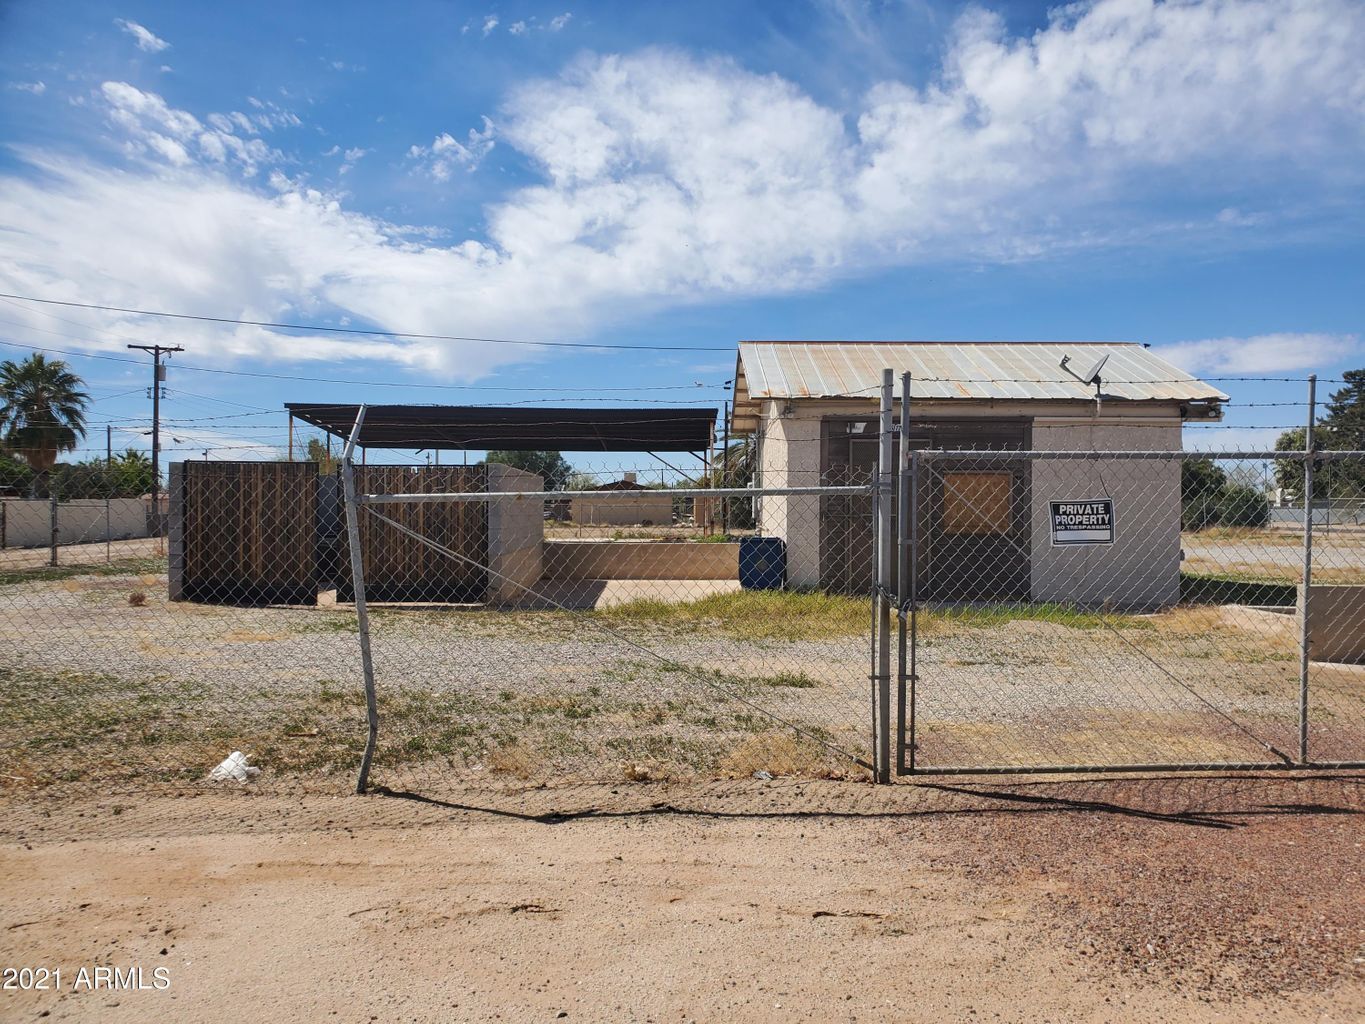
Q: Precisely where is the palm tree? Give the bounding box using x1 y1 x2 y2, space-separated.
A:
0 353 90 475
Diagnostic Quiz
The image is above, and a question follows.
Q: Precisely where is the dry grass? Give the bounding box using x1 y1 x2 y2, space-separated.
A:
598 589 869 641
717 731 837 778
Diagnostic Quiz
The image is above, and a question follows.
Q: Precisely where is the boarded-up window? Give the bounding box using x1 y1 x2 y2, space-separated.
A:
942 472 1012 535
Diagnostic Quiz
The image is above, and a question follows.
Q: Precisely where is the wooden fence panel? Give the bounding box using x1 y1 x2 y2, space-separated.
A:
338 465 488 603
179 461 319 605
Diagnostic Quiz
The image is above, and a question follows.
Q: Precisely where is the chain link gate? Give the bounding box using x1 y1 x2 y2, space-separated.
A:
888 445 1365 777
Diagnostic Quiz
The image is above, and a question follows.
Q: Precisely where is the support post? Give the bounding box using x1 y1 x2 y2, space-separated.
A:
48 487 58 567
105 424 112 563
875 368 894 784
896 372 911 775
340 405 380 794
126 343 182 548
721 401 731 536
908 447 920 773
1299 375 1316 764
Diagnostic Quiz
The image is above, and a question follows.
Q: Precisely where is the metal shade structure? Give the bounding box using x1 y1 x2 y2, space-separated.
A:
285 403 717 453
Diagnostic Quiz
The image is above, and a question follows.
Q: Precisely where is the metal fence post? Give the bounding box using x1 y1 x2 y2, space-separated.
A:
49 486 59 567
875 368 894 784
1299 375 1316 764
896 372 911 775
340 405 380 794
907 448 920 774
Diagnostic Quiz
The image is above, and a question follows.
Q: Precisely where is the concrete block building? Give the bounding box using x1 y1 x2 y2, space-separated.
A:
729 341 1227 609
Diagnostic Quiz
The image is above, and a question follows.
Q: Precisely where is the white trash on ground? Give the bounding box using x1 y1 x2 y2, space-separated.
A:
209 750 261 783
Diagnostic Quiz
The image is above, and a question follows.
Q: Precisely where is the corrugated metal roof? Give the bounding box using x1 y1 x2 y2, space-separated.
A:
735 341 1228 405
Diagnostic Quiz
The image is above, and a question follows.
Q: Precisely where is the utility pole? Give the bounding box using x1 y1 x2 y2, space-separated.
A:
127 344 183 540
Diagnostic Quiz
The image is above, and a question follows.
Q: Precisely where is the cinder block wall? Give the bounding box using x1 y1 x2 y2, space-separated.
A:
0 498 149 548
1299 584 1365 664
1030 421 1182 610
570 493 675 526
487 464 544 603
757 407 822 588
543 540 739 581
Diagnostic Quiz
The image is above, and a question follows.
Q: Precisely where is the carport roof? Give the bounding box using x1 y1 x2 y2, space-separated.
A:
730 341 1228 432
285 403 717 452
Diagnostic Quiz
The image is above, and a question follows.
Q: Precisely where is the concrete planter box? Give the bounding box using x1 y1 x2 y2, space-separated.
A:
1299 584 1365 664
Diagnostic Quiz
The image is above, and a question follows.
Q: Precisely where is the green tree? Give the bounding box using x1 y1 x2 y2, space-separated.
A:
0 353 90 476
1275 370 1365 501
108 449 155 496
1180 458 1227 531
485 450 572 490
0 451 34 495
304 437 338 475
1218 483 1270 527
48 450 155 499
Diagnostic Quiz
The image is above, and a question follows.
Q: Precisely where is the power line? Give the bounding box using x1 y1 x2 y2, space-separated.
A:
0 292 1351 388
0 291 734 352
0 331 731 393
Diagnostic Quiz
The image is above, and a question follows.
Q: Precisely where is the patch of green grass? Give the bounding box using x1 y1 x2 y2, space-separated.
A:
922 602 1152 631
294 613 359 635
760 670 821 688
1180 571 1297 607
0 556 166 588
598 589 869 641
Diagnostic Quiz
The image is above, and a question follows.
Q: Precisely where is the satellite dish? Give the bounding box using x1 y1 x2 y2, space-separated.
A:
1060 352 1109 395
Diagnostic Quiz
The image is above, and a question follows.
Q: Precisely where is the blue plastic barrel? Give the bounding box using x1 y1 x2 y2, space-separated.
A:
739 536 787 590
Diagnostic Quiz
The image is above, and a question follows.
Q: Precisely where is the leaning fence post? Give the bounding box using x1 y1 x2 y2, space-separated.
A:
1298 375 1316 764
340 405 380 794
875 368 894 784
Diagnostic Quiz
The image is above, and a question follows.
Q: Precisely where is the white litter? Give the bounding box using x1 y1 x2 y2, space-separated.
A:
209 751 260 784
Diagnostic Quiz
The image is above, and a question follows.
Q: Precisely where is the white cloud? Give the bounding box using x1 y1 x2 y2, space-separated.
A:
8 81 46 95
482 15 499 37
339 146 369 174
549 12 572 31
1155 334 1360 375
0 156 553 380
407 119 496 180
100 82 289 176
153 426 286 462
115 19 169 53
509 21 528 36
1 0 1363 381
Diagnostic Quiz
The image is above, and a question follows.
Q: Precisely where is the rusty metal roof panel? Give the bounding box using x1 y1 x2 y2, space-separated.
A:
736 341 1228 404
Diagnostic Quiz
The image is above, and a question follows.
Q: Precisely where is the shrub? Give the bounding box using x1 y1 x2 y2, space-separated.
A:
1217 483 1270 528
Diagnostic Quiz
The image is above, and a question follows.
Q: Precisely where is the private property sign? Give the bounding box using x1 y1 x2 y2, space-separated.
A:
1050 499 1115 546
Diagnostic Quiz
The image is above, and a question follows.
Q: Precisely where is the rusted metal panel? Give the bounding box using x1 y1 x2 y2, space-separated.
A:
734 341 1229 406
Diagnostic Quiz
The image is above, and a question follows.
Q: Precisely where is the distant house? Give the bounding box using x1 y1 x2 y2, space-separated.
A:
728 341 1227 609
571 473 675 527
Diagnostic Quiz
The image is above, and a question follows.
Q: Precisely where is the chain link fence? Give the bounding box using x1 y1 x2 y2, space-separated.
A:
2 401 1363 805
900 449 1365 774
0 448 879 797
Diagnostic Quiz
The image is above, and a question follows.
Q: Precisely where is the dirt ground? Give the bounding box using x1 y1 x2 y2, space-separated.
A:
1 775 1361 1023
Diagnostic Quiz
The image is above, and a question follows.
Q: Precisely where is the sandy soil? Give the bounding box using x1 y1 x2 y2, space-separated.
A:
1 776 1361 1023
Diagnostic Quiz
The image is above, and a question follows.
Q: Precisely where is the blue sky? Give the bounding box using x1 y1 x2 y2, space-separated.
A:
1 0 1362 466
